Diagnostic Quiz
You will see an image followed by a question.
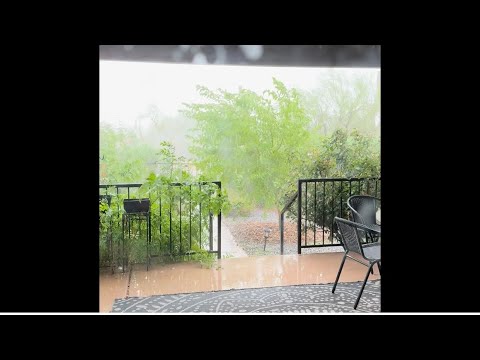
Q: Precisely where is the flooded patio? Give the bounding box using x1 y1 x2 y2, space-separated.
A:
100 252 381 312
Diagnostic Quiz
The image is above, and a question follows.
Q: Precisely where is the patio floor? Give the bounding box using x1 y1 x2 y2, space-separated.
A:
99 252 381 313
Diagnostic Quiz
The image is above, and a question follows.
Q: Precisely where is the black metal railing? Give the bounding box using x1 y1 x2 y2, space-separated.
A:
99 182 222 262
280 177 381 254
279 192 298 255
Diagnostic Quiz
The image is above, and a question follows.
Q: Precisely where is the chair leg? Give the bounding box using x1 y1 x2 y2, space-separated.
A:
377 261 381 276
354 263 374 310
332 253 347 293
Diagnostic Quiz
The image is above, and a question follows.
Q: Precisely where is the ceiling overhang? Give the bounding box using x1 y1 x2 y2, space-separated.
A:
99 45 380 68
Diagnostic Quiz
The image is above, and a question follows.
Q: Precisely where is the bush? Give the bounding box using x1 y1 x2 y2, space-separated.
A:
285 129 380 241
99 142 230 268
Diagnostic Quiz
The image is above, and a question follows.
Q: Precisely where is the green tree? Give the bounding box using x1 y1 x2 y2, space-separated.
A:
100 125 157 183
300 71 380 136
310 129 380 178
286 129 380 240
183 78 318 212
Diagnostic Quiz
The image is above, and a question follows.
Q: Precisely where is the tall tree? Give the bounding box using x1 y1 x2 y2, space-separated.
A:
100 125 157 183
183 78 318 211
300 71 380 136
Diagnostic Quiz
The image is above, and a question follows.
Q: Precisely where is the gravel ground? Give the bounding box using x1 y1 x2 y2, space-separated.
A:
234 238 344 256
227 208 280 222
224 209 344 257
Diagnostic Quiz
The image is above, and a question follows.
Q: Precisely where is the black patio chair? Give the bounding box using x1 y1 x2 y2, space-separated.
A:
332 217 381 310
347 195 381 243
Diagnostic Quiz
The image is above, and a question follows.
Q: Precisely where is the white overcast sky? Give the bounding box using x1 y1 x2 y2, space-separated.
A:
100 60 380 129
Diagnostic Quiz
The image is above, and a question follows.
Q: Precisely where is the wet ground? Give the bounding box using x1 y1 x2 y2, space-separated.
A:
100 208 379 312
100 252 380 312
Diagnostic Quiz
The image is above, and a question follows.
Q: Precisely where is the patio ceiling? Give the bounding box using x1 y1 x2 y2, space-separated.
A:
99 45 380 68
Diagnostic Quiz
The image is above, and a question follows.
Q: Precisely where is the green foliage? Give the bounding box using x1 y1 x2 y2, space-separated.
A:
286 129 380 240
100 125 157 183
300 71 380 136
183 78 317 211
139 142 230 217
99 194 124 267
309 129 380 178
183 75 379 213
99 141 230 268
190 249 218 268
100 72 380 259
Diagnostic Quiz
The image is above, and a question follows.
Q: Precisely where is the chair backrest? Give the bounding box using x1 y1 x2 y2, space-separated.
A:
347 195 379 226
334 217 371 257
